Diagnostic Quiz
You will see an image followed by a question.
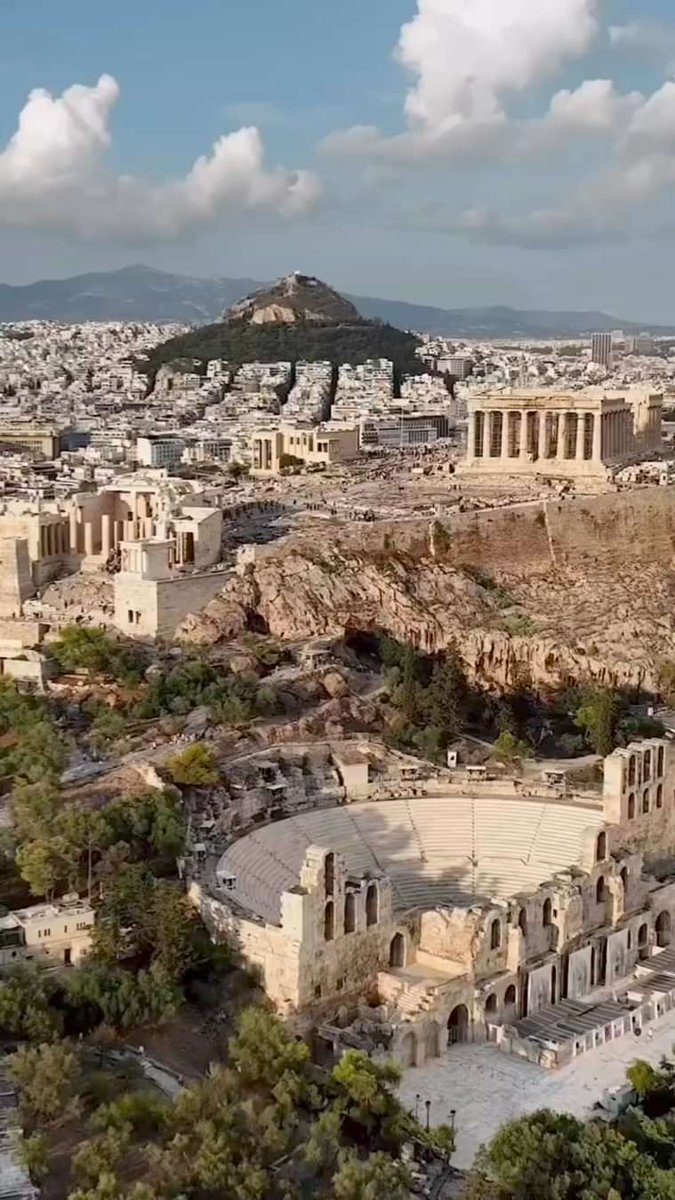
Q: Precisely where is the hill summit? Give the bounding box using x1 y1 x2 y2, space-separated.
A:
143 273 424 378
226 272 363 327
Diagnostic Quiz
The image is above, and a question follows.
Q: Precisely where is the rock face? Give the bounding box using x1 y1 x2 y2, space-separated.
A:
226 273 364 326
178 488 675 695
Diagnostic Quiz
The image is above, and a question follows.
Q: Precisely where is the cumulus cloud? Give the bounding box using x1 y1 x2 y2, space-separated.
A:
398 0 598 133
324 0 603 162
0 75 321 239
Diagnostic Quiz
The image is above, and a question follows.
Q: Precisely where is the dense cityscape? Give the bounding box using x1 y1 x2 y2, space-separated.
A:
6 0 675 1197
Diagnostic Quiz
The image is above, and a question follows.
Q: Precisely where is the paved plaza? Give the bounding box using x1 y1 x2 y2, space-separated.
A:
399 1006 675 1169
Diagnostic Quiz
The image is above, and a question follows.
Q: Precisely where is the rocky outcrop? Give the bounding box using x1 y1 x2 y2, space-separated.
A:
178 487 675 694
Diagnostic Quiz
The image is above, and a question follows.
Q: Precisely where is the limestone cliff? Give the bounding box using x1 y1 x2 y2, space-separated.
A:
179 488 675 693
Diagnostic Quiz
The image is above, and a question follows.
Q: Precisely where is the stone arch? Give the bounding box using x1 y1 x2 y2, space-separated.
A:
365 883 378 927
542 897 552 927
620 866 629 892
324 852 335 897
596 876 606 905
490 919 501 950
596 832 607 862
644 750 652 782
628 793 636 819
485 993 498 1019
425 1023 441 1060
389 932 406 969
643 789 650 814
504 984 517 1023
324 900 334 942
656 911 671 948
447 1005 469 1045
638 922 650 960
518 908 528 937
658 746 665 776
344 892 356 934
400 1030 417 1068
551 964 557 1005
657 784 663 809
629 755 636 785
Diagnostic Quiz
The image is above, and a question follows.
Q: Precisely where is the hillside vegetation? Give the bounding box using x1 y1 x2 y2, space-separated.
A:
142 317 424 379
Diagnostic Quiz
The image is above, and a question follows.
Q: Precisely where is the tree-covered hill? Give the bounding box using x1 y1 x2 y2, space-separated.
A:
141 316 425 379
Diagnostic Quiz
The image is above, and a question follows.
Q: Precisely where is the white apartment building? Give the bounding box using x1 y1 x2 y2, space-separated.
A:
0 895 94 968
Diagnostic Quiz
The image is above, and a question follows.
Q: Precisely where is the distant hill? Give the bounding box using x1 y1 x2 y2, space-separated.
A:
0 264 673 337
142 273 424 378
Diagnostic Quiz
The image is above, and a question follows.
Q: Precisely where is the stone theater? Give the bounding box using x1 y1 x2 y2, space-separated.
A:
190 736 675 1072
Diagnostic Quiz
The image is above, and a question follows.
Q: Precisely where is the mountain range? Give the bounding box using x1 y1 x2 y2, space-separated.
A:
0 264 673 338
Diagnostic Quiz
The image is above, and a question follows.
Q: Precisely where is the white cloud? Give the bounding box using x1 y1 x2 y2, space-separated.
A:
398 0 598 133
0 76 321 239
324 0 602 162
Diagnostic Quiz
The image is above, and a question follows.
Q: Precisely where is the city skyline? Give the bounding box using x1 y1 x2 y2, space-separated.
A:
3 0 675 318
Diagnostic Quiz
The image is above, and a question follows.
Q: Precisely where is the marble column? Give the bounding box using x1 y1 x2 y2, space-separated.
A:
69 508 78 555
102 514 113 557
501 412 510 459
468 413 476 459
592 412 602 462
537 412 547 460
520 410 529 459
556 413 566 460
84 521 94 557
576 413 586 461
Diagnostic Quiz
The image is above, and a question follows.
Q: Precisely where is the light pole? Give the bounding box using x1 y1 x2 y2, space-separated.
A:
448 1109 456 1132
425 1099 431 1131
414 1093 421 1121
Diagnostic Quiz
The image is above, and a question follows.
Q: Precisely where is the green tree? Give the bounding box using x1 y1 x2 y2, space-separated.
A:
15 836 67 898
575 688 620 756
330 1051 408 1152
73 1130 131 1187
92 863 156 963
7 1041 80 1122
148 880 201 981
332 1151 411 1200
16 1133 49 1181
469 1109 641 1200
165 743 219 787
0 966 62 1040
229 1006 311 1090
493 730 533 765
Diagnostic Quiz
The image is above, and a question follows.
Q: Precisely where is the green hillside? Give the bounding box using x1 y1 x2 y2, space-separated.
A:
141 318 424 380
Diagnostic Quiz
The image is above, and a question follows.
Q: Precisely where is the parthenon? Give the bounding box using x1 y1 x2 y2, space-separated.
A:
463 389 645 479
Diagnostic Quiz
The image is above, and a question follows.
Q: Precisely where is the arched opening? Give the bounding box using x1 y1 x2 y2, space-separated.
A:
324 900 334 942
638 922 650 960
644 750 652 782
400 1030 417 1068
629 755 636 785
658 747 665 776
365 883 378 928
542 898 552 927
425 1023 440 1060
551 964 557 1005
518 908 528 937
389 932 406 969
490 919 501 950
344 892 356 934
596 876 606 905
596 832 607 862
324 853 335 897
628 793 636 819
447 1005 469 1045
656 911 671 948
504 984 517 1023
643 789 650 815
657 784 663 809
620 867 629 892
485 993 498 1020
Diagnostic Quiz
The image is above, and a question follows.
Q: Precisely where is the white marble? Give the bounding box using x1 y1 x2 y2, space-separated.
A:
399 1005 675 1169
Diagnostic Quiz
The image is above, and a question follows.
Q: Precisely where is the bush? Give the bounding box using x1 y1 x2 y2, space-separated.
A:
165 743 219 787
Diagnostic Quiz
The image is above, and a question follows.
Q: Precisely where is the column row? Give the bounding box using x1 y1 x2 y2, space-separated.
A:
471 410 601 463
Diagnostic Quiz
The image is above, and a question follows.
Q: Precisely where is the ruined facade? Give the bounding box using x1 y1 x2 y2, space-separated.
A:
190 737 675 1070
464 389 653 480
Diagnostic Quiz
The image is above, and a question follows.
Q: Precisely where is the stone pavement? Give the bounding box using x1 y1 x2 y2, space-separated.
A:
399 1007 675 1170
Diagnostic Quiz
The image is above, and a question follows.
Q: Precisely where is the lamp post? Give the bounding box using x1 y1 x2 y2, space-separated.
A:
448 1109 456 1132
414 1093 421 1121
425 1099 431 1131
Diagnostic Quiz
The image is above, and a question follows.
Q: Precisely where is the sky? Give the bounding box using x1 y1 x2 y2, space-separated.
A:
2 0 675 319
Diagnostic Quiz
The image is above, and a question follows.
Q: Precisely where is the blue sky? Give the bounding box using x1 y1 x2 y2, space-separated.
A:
2 0 675 318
